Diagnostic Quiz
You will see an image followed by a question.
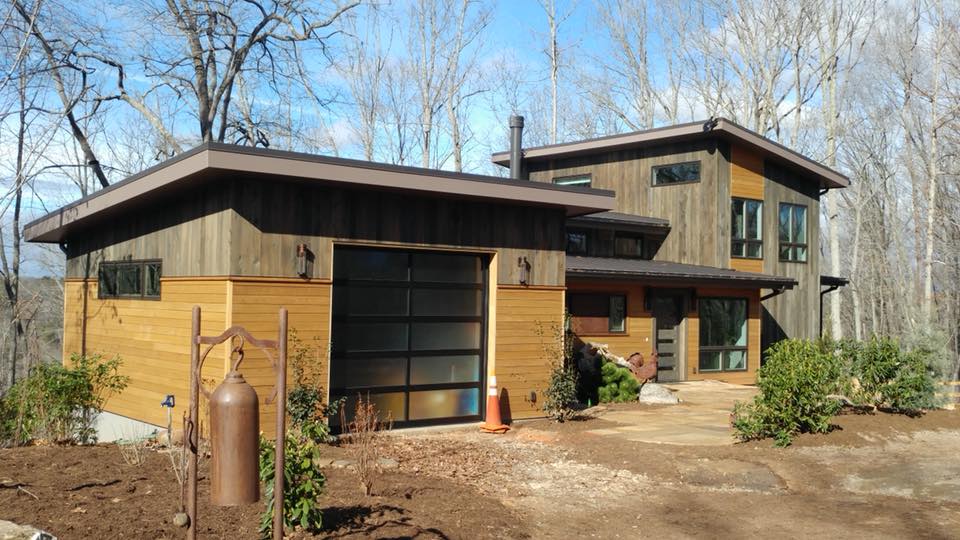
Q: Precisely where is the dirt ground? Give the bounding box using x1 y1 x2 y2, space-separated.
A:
2 408 960 539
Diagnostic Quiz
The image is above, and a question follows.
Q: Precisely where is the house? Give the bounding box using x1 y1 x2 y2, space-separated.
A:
492 117 848 385
24 117 846 433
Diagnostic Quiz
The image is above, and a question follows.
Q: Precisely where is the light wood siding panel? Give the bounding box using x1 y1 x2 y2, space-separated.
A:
565 280 655 359
527 140 725 267
62 279 229 427
762 161 821 345
730 146 765 200
495 286 564 420
228 178 566 287
229 279 332 439
686 287 761 385
730 258 764 273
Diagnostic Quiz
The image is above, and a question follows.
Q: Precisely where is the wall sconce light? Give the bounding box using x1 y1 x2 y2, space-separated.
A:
517 256 531 286
296 243 309 277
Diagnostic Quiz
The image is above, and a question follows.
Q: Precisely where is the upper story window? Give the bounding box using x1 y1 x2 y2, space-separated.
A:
554 174 591 187
731 198 763 259
698 297 748 372
568 293 627 334
566 229 589 255
652 161 700 186
614 232 644 258
778 203 807 262
98 260 161 299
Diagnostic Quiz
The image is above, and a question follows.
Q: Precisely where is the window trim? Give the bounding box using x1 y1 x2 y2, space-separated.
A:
778 202 808 263
697 296 748 373
731 198 763 260
553 173 592 188
651 160 702 187
97 259 162 300
567 291 628 335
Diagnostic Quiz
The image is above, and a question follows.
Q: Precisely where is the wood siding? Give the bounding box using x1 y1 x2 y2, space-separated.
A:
63 278 230 427
494 286 565 421
565 280 655 359
729 145 766 274
686 287 761 385
528 140 728 267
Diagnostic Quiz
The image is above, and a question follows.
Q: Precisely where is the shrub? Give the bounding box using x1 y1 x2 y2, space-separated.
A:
597 361 639 403
0 353 128 446
342 397 391 496
830 336 940 411
258 432 326 537
732 339 842 446
543 364 579 422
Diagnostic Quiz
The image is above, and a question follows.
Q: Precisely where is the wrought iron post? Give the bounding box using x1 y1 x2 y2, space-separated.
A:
186 306 200 540
273 308 288 539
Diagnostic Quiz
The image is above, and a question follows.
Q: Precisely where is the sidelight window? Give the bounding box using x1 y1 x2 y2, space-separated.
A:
778 203 807 262
732 198 763 258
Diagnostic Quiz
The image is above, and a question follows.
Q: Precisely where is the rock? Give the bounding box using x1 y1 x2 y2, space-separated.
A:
331 459 354 469
637 383 679 405
315 457 335 468
0 519 57 540
172 513 189 528
377 458 399 470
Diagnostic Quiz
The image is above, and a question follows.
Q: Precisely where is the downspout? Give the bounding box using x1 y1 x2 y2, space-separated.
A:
819 284 841 337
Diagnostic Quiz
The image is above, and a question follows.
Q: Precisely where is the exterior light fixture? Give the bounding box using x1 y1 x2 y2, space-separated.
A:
517 256 531 286
296 243 309 277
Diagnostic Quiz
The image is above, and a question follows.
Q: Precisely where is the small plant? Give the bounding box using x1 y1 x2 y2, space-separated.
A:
598 361 639 403
536 316 581 422
732 339 842 446
117 430 149 466
259 431 327 537
344 397 391 496
0 353 128 446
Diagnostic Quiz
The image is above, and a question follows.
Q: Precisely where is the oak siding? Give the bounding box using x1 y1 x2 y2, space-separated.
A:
63 279 230 428
229 279 332 439
686 287 761 385
528 140 727 267
762 161 821 346
227 177 566 287
729 145 766 274
494 286 565 421
565 280 655 361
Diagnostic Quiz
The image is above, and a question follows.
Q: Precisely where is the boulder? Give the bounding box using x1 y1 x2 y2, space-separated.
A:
637 383 679 405
0 520 56 540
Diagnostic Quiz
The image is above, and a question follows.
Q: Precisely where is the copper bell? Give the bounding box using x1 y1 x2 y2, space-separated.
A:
209 371 260 505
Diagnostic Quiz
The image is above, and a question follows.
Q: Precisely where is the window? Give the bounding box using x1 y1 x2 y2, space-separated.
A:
567 293 626 334
732 198 763 258
652 161 700 186
778 203 807 262
98 260 161 299
698 297 748 372
614 233 644 258
554 174 591 187
566 229 588 255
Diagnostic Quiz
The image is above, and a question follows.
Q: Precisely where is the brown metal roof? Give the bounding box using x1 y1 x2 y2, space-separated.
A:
820 275 850 287
492 118 849 190
566 255 797 289
568 211 670 233
24 142 616 243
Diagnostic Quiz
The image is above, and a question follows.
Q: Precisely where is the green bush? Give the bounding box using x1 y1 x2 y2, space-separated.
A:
258 431 326 537
543 364 579 422
833 336 940 411
732 339 842 446
0 353 128 446
597 361 639 403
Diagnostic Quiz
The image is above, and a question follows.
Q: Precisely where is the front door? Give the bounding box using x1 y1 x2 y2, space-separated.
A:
651 292 685 382
330 246 486 429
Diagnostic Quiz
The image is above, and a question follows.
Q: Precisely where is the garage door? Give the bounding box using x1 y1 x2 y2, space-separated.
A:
330 246 486 428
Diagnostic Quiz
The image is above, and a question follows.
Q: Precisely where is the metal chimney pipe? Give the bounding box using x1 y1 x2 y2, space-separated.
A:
509 115 525 180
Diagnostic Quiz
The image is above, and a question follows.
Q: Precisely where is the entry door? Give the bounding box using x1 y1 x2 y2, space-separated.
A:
330 246 486 428
651 293 685 382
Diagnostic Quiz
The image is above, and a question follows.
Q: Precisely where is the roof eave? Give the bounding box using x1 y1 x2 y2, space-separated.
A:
566 269 797 290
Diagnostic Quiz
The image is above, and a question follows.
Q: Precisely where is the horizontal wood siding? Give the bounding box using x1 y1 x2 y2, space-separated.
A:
730 146 765 200
495 286 564 420
229 279 332 439
686 287 761 385
565 280 655 359
62 279 229 427
730 258 764 273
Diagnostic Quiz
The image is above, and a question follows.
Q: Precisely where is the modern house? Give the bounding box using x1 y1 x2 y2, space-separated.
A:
25 117 846 433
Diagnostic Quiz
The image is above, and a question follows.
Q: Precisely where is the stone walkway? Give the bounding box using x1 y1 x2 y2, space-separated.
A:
584 380 757 445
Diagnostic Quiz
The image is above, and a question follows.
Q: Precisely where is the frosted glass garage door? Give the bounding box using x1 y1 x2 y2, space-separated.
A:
330 246 486 428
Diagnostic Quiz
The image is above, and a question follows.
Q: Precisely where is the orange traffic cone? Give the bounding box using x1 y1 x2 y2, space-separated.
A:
480 375 509 434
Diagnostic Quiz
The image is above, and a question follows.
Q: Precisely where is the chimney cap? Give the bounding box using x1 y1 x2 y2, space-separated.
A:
509 115 524 128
